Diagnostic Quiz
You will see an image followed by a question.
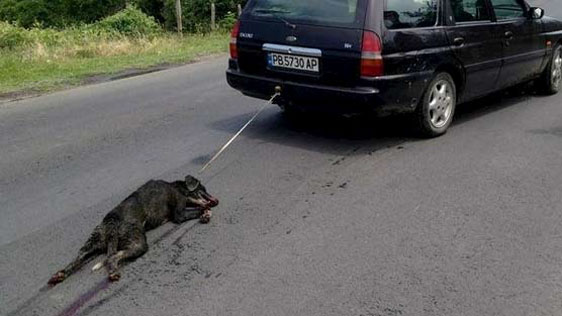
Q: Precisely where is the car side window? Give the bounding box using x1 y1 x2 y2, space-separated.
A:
384 0 438 29
489 0 526 20
450 0 491 22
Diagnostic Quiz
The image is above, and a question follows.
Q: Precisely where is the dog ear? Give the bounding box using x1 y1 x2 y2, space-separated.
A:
185 175 201 192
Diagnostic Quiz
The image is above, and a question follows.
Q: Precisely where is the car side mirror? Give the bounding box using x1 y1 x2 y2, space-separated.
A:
530 7 544 20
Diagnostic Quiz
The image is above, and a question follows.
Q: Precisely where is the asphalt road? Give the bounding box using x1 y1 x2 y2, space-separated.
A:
1 4 562 315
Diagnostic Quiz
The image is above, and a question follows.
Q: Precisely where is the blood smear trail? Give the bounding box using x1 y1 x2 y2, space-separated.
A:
57 279 110 316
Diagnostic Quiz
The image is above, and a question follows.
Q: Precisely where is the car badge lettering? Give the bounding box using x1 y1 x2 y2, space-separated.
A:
240 33 254 39
286 36 297 42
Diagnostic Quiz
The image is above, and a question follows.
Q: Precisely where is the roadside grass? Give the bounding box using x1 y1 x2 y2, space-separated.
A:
0 31 229 96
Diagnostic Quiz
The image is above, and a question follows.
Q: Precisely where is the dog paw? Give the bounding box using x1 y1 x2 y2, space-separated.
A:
108 273 121 282
199 209 212 224
48 271 66 286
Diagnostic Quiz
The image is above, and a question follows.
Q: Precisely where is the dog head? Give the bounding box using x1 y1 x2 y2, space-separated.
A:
184 175 219 208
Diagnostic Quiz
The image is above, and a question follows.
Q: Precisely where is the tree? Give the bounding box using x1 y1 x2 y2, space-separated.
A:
175 0 182 33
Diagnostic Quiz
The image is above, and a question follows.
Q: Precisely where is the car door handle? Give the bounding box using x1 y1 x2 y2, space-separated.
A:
453 37 465 46
504 31 514 40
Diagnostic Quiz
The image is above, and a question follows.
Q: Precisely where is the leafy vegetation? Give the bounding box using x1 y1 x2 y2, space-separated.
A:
96 5 162 36
0 6 161 50
0 0 126 28
0 2 243 96
0 7 229 95
0 0 247 31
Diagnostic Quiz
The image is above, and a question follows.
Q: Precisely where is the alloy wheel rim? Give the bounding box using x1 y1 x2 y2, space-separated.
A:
428 80 454 129
552 48 562 88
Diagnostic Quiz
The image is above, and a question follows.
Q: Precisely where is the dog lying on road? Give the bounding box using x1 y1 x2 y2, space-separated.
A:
48 175 218 285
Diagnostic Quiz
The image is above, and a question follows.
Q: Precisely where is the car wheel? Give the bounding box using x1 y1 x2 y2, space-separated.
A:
539 44 562 95
415 72 457 138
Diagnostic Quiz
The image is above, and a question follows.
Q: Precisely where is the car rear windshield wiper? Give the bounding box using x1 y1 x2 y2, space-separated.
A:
253 9 296 29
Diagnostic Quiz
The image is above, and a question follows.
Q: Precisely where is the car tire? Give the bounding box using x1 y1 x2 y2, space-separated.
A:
415 72 457 138
538 44 562 95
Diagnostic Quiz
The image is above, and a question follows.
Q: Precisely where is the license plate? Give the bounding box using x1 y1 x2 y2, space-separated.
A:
268 53 320 73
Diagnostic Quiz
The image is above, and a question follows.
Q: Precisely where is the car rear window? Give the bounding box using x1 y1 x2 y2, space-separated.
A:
384 0 438 29
247 0 367 28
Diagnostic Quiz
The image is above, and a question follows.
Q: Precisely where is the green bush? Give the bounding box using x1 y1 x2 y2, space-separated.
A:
96 6 161 37
219 11 238 31
0 0 65 28
0 13 153 51
0 22 32 49
0 0 127 28
0 0 246 32
0 7 160 51
0 21 112 50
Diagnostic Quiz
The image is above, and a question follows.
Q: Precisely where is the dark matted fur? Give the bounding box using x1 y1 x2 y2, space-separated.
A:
48 175 218 285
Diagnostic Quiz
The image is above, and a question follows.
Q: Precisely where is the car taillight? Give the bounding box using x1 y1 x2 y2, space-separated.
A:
361 31 384 77
230 21 240 60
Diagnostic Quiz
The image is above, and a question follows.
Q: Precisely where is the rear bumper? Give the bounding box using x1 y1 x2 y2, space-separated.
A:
226 61 433 115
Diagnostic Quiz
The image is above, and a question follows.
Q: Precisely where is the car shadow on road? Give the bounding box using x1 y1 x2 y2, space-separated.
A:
207 106 412 159
454 83 543 125
207 84 543 159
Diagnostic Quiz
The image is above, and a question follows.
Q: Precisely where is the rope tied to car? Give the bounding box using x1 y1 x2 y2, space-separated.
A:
199 86 282 173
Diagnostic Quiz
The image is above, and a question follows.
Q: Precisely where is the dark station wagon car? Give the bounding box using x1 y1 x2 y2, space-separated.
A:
226 0 562 137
